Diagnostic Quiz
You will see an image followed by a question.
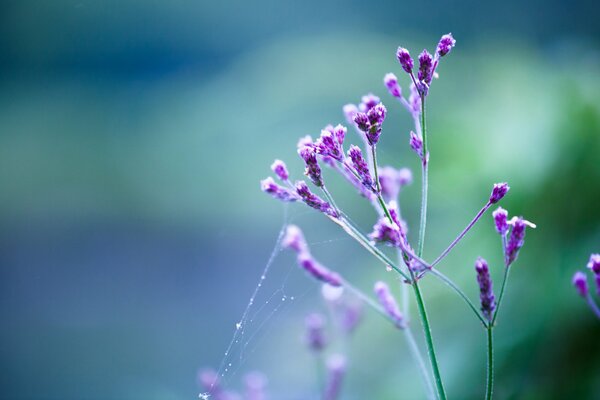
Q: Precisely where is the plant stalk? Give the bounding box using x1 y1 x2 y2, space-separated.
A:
485 326 494 400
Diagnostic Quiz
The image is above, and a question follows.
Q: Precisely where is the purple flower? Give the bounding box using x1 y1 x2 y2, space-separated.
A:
244 371 267 400
295 181 339 218
409 131 423 159
378 166 412 202
342 104 358 125
436 33 456 57
315 128 344 161
374 281 405 328
323 354 347 400
348 145 374 190
367 103 387 125
572 271 588 298
261 177 300 202
305 313 327 351
587 253 600 274
359 93 381 112
297 252 343 286
271 159 289 181
339 301 363 335
475 257 496 321
384 73 402 98
353 112 370 132
418 49 434 84
282 224 308 254
506 217 527 265
409 83 421 113
396 47 414 73
297 135 314 149
298 146 323 187
369 202 408 249
492 207 509 235
489 182 510 204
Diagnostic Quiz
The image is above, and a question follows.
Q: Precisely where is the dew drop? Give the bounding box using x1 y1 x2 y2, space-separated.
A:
386 265 392 272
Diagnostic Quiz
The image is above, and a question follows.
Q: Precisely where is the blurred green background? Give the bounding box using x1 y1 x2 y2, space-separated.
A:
1 0 599 399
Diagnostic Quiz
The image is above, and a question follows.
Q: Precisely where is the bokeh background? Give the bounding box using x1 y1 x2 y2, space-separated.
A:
1 0 599 399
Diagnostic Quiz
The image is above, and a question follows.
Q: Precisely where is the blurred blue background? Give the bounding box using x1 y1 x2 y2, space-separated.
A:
1 0 599 399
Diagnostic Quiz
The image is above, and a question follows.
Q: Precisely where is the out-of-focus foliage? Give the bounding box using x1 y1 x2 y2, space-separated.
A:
0 1 599 399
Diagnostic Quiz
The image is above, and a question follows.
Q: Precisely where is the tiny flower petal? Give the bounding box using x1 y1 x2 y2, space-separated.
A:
396 47 414 73
271 159 289 181
572 271 588 298
489 182 510 204
437 33 456 57
384 73 402 98
492 207 509 235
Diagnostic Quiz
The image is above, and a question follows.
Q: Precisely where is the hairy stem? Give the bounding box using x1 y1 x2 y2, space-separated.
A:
486 326 494 400
431 201 492 267
412 277 446 400
417 96 428 258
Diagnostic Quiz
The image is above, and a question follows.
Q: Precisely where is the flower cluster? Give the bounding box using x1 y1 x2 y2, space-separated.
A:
491 205 536 267
475 257 496 321
572 254 600 319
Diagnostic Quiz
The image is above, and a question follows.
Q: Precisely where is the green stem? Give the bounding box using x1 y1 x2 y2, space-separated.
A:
485 326 494 400
417 96 428 258
491 236 510 326
371 145 381 192
404 328 436 400
412 278 446 400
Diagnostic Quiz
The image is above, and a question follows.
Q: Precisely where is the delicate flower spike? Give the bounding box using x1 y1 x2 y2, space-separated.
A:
244 371 267 400
353 112 370 132
342 104 358 125
261 177 300 202
271 159 289 181
369 208 408 249
348 145 374 190
418 49 434 84
436 33 456 57
379 166 413 202
282 224 308 254
489 182 510 204
359 93 381 112
506 217 527 266
410 131 423 159
374 281 405 328
475 257 496 321
492 207 509 235
298 146 324 187
364 103 387 146
587 254 600 274
333 124 347 145
572 271 588 298
323 354 347 400
305 313 327 351
315 129 344 161
396 47 414 73
384 73 402 98
295 181 339 218
297 252 343 286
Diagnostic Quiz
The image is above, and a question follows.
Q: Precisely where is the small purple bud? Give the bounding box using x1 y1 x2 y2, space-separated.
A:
384 73 402 98
244 371 267 400
297 135 313 149
369 205 408 250
353 112 370 132
475 257 496 321
587 253 600 274
261 177 299 202
572 271 588 298
409 131 423 159
359 93 381 112
305 313 327 351
348 145 374 190
323 354 346 400
374 281 405 328
418 49 434 84
436 33 456 57
489 182 510 204
333 124 346 145
396 47 414 73
492 207 509 235
298 253 343 287
282 224 308 254
342 104 358 125
378 166 412 202
367 103 387 125
315 129 344 161
271 159 289 181
298 146 323 187
506 217 527 266
295 181 339 218
409 83 421 113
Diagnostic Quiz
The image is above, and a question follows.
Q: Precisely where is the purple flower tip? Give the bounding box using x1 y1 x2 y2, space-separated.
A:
409 131 423 159
437 33 456 57
490 182 510 204
305 313 327 351
506 217 527 265
418 49 433 84
492 207 509 235
295 180 338 218
359 93 381 112
353 112 370 132
298 252 343 287
384 73 402 98
342 104 358 125
587 253 600 274
374 281 405 328
282 224 308 254
348 145 374 191
261 177 299 202
572 271 588 298
396 47 414 73
271 159 289 181
367 103 387 125
324 354 346 400
475 257 496 321
298 146 323 187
